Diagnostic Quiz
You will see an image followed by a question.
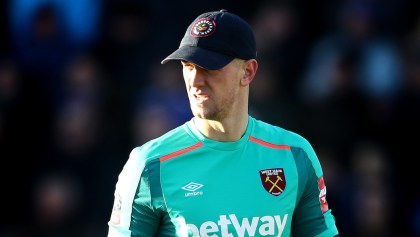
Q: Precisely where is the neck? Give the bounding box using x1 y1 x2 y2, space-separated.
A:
194 113 249 142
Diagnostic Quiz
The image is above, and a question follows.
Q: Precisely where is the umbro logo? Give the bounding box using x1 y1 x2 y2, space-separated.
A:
182 182 204 197
182 182 204 191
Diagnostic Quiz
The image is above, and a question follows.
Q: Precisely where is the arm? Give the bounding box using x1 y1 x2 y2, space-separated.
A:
291 147 339 237
107 148 172 236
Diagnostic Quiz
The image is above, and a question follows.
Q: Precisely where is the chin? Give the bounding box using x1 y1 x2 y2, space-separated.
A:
191 105 221 120
193 111 213 120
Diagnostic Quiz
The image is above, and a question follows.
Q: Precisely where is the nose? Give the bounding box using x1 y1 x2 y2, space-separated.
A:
185 66 205 88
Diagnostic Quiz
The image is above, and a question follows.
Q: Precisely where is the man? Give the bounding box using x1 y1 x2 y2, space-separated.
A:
108 9 340 237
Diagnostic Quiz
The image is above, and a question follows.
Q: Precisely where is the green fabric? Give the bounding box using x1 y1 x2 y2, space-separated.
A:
107 116 339 237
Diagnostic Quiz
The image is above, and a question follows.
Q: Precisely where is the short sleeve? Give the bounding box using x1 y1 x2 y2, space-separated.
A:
107 148 169 236
291 147 339 237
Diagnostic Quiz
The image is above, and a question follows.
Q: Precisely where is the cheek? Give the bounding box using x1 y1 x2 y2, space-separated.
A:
182 71 188 84
183 68 192 81
183 75 191 90
183 78 189 89
219 82 239 104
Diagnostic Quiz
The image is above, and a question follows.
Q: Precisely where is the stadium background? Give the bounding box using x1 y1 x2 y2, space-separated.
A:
0 0 418 236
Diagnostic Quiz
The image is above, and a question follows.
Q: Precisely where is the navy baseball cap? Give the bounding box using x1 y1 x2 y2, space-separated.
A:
161 9 257 70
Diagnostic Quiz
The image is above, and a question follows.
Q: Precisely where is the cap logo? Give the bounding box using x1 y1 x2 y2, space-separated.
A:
190 18 216 37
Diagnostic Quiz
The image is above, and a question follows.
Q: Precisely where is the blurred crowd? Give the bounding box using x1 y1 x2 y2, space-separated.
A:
0 0 418 236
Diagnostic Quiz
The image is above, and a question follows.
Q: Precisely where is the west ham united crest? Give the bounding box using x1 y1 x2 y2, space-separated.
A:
259 168 286 196
190 18 216 37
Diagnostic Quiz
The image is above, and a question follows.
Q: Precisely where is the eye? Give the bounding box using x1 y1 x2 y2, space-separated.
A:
181 61 195 71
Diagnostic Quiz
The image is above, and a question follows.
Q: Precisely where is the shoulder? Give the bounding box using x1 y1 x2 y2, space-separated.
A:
129 123 197 165
251 117 312 150
251 117 323 175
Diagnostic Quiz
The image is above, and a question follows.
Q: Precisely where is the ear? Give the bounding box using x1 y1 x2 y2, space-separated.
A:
240 59 258 86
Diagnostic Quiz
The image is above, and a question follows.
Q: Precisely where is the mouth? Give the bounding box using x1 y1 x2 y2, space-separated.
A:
192 93 209 103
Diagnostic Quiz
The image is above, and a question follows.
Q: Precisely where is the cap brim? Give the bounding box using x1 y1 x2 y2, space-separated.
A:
161 46 234 70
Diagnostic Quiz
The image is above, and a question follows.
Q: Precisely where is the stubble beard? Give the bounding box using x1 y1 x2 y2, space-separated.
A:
191 104 220 121
190 97 232 122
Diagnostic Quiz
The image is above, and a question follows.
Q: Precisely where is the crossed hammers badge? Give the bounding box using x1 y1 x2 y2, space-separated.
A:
259 168 286 196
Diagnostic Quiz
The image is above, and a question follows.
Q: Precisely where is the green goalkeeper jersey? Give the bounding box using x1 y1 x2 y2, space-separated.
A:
108 116 339 237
